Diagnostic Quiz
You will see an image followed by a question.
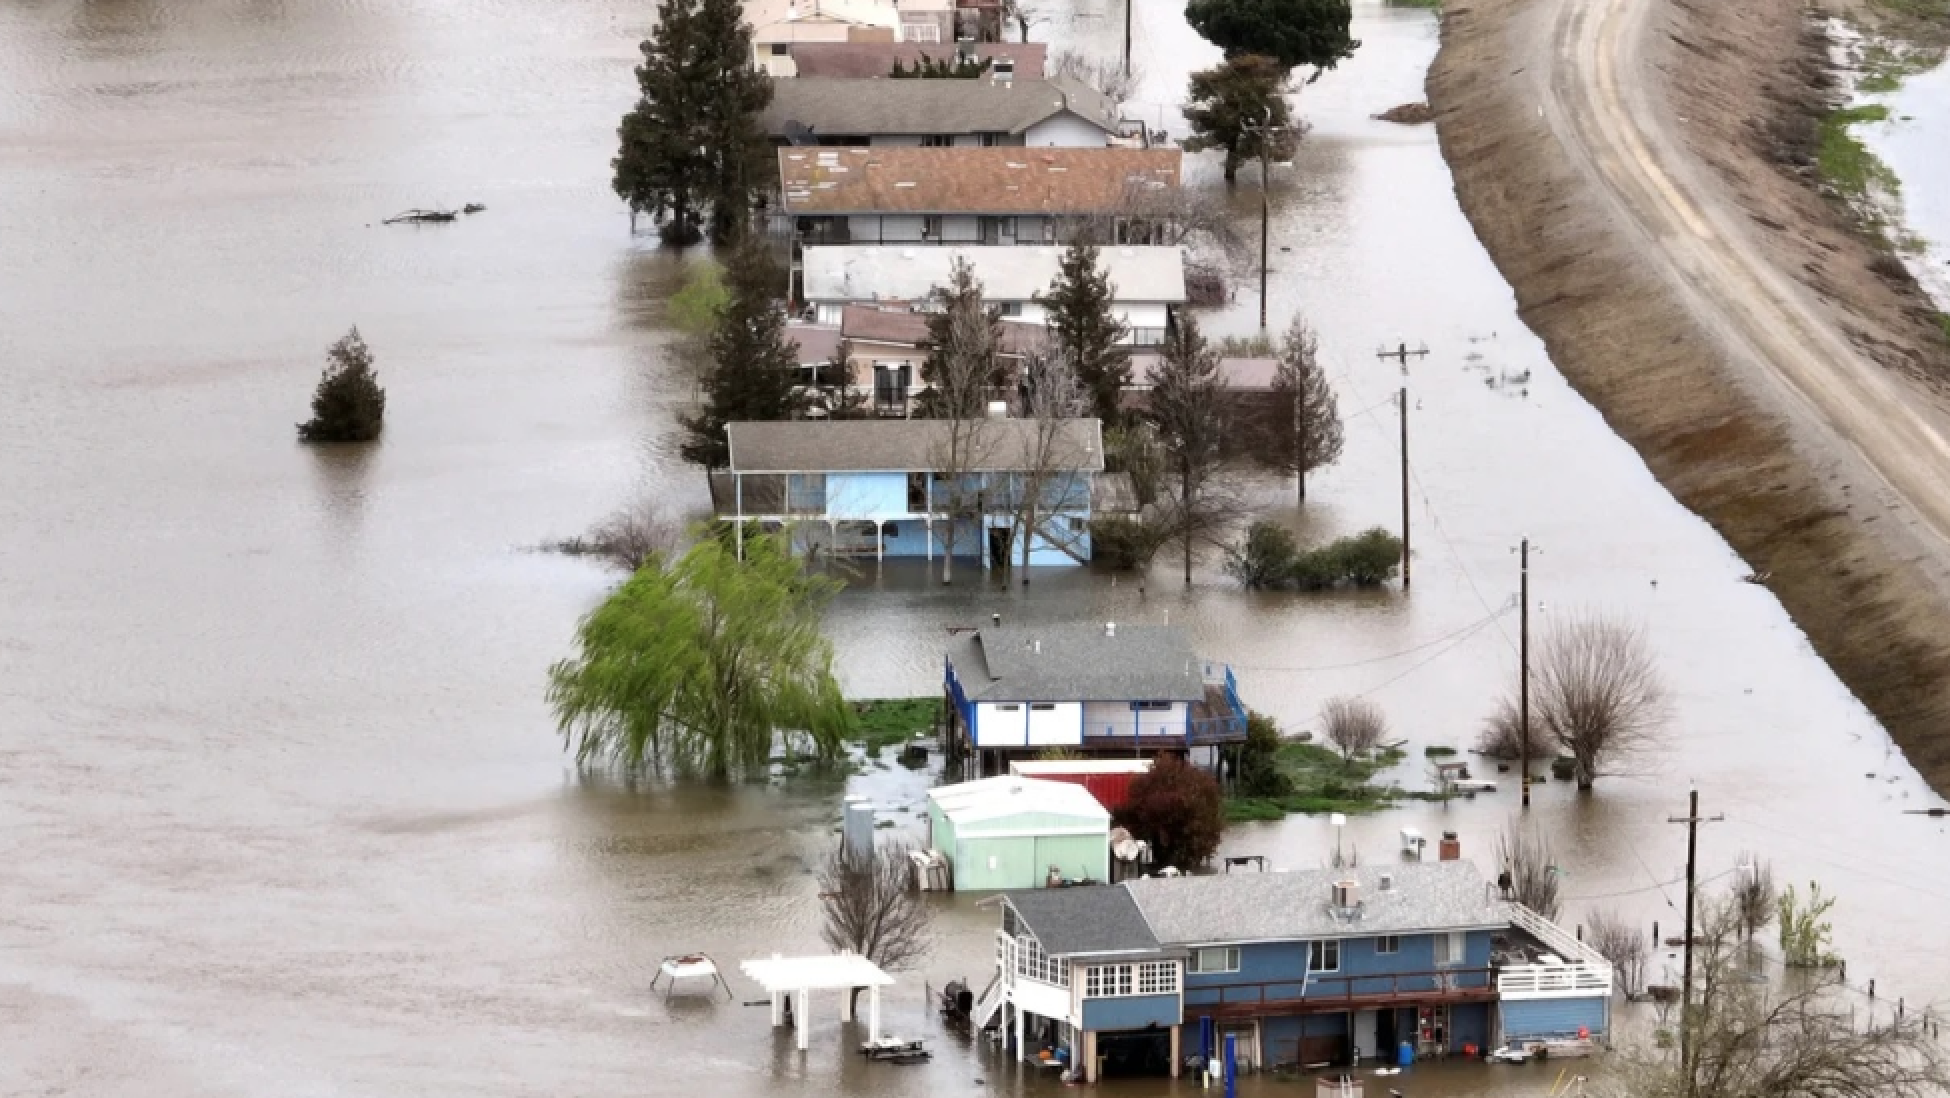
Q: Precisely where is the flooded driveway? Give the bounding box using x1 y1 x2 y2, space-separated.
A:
1 1 1945 1095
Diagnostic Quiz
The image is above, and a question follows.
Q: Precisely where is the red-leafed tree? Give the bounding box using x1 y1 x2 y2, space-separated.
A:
1114 754 1224 870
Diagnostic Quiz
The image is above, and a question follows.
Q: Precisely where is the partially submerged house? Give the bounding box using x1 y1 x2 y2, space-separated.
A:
747 0 960 76
827 305 1047 417
801 245 1185 347
785 41 1047 79
710 417 1105 565
945 622 1248 774
980 860 1613 1082
925 775 1112 891
778 146 1182 250
761 75 1128 147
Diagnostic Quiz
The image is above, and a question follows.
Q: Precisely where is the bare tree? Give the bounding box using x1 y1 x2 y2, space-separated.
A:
1009 349 1092 579
1610 896 1949 1098
1049 49 1142 112
1320 695 1385 764
1587 907 1649 999
1146 313 1234 584
552 497 682 571
1474 694 1549 769
1733 855 1777 941
1262 315 1343 506
1529 614 1667 789
999 0 1043 44
1066 181 1247 266
920 259 1005 585
1495 819 1560 920
817 839 933 1010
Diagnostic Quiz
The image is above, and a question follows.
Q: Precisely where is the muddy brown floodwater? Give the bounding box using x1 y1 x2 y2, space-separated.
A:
1 1 1946 1096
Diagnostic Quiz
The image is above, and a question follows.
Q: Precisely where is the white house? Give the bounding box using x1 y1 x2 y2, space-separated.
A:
746 0 960 76
761 76 1127 147
801 245 1186 347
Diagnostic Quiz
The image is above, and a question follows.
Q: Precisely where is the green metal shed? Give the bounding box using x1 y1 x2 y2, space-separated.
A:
926 776 1111 891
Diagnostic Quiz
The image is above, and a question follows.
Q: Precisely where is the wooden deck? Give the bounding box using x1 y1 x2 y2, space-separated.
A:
1182 969 1498 1020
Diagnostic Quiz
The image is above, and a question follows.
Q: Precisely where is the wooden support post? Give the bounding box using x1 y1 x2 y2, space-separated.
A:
770 991 783 1027
869 984 882 1045
797 989 811 1051
1084 1030 1099 1083
1170 1024 1181 1077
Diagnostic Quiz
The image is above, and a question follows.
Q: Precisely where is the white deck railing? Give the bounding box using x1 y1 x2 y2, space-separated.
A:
1498 904 1614 999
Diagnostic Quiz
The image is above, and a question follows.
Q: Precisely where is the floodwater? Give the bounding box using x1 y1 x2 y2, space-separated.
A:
2 1 1947 1096
1861 58 1950 307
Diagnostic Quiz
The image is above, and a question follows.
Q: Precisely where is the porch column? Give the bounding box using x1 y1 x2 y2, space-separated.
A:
796 988 811 1051
841 986 854 1022
770 991 783 1027
1170 1024 1181 1078
868 984 882 1045
1015 1006 1026 1063
876 521 884 561
926 520 933 561
1083 1030 1099 1083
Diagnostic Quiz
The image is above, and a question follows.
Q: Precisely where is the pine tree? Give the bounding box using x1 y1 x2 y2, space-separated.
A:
297 328 386 443
1264 314 1342 504
1148 314 1232 584
1038 241 1129 428
680 240 802 467
613 0 774 246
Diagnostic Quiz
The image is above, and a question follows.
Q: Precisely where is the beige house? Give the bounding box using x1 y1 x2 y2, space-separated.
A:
747 0 956 76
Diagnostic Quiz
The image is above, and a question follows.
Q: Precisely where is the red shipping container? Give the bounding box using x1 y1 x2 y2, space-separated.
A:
1007 759 1152 812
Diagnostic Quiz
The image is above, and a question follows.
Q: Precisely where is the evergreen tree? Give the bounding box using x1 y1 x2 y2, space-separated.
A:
1263 313 1342 504
918 258 1005 418
1185 0 1357 75
680 240 802 467
613 0 774 246
1182 55 1302 184
1148 313 1232 583
1037 241 1129 428
297 328 386 443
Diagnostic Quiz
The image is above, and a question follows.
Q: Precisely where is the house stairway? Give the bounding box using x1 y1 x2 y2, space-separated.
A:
971 973 1006 1032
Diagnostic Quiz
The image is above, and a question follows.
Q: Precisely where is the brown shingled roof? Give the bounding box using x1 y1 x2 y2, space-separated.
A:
789 42 1047 79
779 146 1180 217
840 305 1049 356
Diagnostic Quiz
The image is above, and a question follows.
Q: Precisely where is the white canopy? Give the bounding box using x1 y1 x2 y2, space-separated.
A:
741 952 895 993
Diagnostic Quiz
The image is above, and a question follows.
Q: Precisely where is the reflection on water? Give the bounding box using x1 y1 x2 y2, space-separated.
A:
2 0 1947 1095
1861 60 1950 307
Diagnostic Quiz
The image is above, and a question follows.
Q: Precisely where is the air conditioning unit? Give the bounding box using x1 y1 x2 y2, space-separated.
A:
1332 879 1360 909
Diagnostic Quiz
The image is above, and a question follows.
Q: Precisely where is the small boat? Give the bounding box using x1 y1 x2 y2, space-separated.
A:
860 1036 930 1062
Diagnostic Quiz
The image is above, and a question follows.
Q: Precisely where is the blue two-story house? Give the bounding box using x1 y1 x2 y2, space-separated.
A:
713 418 1104 568
945 622 1249 777
978 861 1612 1082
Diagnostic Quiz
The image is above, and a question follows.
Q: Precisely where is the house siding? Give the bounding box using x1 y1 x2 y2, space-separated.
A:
952 833 1104 891
1182 931 1495 1008
826 471 909 519
1023 112 1113 148
1082 992 1180 1031
975 701 1028 747
1081 700 1188 739
1500 997 1606 1041
1026 701 1082 746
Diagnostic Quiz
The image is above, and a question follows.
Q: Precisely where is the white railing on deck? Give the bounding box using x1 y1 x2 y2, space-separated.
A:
1499 904 1614 998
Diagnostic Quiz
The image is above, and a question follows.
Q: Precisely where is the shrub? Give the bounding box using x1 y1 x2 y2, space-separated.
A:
1226 522 1403 590
298 328 386 443
1115 754 1224 870
1236 711 1292 797
1090 515 1168 571
1224 521 1301 588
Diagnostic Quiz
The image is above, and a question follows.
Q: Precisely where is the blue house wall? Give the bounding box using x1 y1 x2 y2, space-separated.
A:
1183 930 1495 1009
825 472 908 518
1081 993 1181 1031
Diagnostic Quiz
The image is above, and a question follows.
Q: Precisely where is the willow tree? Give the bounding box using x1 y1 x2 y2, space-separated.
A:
547 533 852 781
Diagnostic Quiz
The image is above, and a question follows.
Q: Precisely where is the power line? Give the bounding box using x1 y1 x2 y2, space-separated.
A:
1231 603 1513 673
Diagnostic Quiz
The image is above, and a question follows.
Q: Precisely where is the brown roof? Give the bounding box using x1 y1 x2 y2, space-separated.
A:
839 305 1048 356
780 146 1180 217
789 42 1047 79
784 323 844 365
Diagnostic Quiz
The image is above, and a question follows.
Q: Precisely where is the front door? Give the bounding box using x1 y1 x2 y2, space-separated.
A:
1376 1007 1400 1062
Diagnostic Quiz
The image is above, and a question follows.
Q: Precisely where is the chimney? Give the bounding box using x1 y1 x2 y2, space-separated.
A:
1032 639 1041 654
1378 872 1394 892
1439 830 1461 861
1105 621 1116 638
1331 878 1360 910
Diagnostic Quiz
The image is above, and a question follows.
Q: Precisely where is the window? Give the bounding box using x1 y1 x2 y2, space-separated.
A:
1030 703 1056 711
770 43 789 56
997 302 1023 317
1084 964 1133 998
1375 935 1400 956
1014 934 1067 985
1137 961 1179 995
1131 701 1171 712
1187 947 1240 974
921 215 945 239
980 132 1005 147
900 19 941 42
994 703 1021 712
921 135 954 148
1434 931 1466 966
1308 940 1341 973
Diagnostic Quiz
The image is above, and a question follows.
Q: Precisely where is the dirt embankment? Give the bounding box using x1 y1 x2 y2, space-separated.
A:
1427 0 1950 793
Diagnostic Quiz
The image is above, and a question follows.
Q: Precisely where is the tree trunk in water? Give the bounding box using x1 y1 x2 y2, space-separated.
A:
942 531 954 585
1019 504 1034 583
1297 470 1306 507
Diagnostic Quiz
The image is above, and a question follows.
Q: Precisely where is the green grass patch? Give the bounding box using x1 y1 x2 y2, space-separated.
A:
1817 104 1901 241
1936 312 1950 344
1424 745 1458 758
1226 742 1409 820
846 697 942 754
1385 0 1441 8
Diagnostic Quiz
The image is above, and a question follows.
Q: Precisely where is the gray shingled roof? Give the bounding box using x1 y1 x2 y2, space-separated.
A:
788 42 1048 79
1006 885 1160 957
1123 861 1505 946
955 623 1204 703
726 418 1104 474
763 76 1121 139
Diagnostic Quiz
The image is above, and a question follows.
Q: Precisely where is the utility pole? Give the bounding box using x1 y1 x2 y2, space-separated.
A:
1520 536 1531 808
1122 0 1132 74
1240 108 1286 330
1399 387 1410 591
1667 789 1724 1097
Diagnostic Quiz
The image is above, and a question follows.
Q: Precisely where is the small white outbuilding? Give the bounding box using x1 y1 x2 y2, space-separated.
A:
925 776 1112 892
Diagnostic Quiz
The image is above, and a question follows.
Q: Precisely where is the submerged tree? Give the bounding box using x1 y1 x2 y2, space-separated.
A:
547 532 852 781
1181 55 1302 184
1535 614 1666 789
298 328 386 443
1038 241 1130 428
1320 695 1385 764
680 238 802 467
1148 313 1234 584
612 0 773 244
1495 819 1560 920
818 839 933 1009
1263 315 1342 504
1184 0 1358 75
920 259 1005 585
1586 908 1648 999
